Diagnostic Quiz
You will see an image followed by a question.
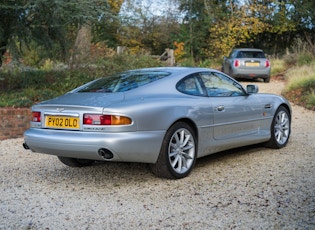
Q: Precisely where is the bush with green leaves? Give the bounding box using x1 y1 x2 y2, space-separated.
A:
0 55 164 108
283 64 315 110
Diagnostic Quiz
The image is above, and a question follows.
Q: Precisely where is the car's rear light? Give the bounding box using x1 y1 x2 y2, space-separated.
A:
265 60 270 68
83 114 132 125
32 112 41 122
234 59 240 67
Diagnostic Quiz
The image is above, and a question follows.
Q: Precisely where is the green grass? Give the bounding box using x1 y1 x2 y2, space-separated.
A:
270 58 286 76
283 64 315 110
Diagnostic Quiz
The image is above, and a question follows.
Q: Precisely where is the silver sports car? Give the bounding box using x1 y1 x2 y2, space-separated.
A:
23 67 291 179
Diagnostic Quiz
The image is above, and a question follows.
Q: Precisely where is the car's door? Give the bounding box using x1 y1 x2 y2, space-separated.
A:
199 72 262 141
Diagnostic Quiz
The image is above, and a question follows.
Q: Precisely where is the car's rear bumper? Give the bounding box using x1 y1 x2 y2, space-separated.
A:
24 128 165 163
231 68 270 79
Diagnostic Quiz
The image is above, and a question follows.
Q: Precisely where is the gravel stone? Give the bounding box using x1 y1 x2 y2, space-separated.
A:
1 79 314 229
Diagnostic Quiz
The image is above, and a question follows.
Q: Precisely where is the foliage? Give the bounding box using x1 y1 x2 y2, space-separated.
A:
297 53 314 66
206 1 298 58
270 58 286 76
0 0 113 66
177 0 215 60
208 6 268 57
2 0 315 65
0 55 164 107
173 41 186 61
283 64 315 110
118 0 180 55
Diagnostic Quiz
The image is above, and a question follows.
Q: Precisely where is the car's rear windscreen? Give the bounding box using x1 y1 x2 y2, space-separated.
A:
78 71 171 93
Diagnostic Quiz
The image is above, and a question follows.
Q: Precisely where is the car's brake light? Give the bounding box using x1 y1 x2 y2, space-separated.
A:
265 60 270 68
234 59 240 67
83 114 132 125
32 112 41 122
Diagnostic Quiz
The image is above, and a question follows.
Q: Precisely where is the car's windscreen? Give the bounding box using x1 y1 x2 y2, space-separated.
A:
78 71 171 93
236 51 266 58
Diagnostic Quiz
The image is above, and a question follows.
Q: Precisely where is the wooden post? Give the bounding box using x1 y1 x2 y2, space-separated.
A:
117 46 126 54
166 48 175 66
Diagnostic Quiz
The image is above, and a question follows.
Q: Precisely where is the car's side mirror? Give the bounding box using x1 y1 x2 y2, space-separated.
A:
246 84 259 94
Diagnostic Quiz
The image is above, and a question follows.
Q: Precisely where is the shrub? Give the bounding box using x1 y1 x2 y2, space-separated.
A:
297 53 314 66
283 54 297 67
197 58 222 69
0 55 164 108
177 57 195 67
283 65 315 110
270 58 286 76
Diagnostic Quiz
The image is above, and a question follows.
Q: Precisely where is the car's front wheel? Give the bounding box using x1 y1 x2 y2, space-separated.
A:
265 106 291 148
151 122 197 179
57 156 95 167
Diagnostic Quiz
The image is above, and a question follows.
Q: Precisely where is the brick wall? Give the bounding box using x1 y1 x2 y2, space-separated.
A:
0 108 31 140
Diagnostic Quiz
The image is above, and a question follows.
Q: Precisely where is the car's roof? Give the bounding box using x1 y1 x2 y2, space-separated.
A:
127 66 215 74
120 67 223 96
233 48 264 52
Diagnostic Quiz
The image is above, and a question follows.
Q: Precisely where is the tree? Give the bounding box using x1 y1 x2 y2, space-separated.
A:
92 0 124 48
289 0 315 55
71 0 125 66
207 3 268 58
118 0 180 55
176 0 215 61
0 0 112 67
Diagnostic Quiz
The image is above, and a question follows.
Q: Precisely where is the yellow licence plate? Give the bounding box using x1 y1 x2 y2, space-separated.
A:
45 116 80 129
245 62 260 67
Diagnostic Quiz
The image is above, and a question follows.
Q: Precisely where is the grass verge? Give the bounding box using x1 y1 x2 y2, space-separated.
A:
282 64 315 111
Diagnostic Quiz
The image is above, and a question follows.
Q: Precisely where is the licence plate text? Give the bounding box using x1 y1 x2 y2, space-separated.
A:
45 116 80 129
245 62 259 67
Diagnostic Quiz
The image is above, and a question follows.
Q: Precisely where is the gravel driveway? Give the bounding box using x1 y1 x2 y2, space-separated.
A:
1 79 314 229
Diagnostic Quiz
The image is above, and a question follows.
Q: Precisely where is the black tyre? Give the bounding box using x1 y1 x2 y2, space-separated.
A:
151 122 197 179
264 77 270 83
265 106 291 149
57 156 95 167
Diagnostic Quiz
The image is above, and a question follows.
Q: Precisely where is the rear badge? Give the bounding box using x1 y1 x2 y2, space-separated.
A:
56 108 65 112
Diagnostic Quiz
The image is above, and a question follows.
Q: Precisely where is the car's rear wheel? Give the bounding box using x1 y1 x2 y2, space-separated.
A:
264 77 270 83
265 106 291 148
57 156 95 167
151 122 197 179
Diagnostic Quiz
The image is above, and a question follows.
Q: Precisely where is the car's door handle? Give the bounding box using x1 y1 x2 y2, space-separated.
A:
264 104 272 109
216 105 225 111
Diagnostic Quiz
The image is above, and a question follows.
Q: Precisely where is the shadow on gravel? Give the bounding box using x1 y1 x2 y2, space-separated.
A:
31 143 266 188
195 143 264 167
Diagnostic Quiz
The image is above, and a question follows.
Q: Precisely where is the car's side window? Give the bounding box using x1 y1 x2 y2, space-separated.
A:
177 74 204 96
229 50 235 58
199 72 245 97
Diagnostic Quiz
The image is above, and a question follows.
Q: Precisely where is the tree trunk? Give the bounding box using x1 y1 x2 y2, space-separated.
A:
70 23 92 68
0 42 7 67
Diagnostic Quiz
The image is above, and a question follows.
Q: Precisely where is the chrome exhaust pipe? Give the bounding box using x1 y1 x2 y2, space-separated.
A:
98 148 114 159
23 143 30 150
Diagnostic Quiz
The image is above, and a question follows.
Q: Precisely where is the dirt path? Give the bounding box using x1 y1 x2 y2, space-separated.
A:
0 78 314 229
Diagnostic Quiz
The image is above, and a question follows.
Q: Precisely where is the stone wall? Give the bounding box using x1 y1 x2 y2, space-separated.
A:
0 108 31 140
